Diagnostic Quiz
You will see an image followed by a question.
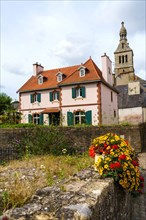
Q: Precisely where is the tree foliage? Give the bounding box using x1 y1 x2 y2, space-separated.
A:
0 92 12 115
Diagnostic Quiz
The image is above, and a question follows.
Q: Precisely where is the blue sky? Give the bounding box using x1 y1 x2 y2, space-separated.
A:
1 0 146 100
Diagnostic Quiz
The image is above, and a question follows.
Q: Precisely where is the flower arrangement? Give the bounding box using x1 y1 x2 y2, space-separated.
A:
89 133 144 196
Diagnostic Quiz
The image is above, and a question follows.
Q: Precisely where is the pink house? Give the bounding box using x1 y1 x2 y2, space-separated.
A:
17 54 118 126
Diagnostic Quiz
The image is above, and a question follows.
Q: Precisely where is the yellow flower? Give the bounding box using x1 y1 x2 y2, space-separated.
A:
104 164 109 169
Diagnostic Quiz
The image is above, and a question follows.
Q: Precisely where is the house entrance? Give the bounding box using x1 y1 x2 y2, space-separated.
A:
49 112 60 125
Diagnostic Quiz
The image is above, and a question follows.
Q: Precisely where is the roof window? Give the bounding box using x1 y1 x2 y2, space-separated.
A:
78 65 86 77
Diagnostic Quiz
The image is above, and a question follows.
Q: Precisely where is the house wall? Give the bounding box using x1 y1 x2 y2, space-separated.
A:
20 91 60 123
61 83 98 106
61 83 98 125
101 84 118 125
119 107 143 124
61 105 98 126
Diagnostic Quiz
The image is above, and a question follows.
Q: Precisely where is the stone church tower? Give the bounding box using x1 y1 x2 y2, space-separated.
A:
114 22 135 85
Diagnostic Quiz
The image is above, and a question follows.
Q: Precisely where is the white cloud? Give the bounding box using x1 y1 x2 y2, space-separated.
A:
1 0 145 100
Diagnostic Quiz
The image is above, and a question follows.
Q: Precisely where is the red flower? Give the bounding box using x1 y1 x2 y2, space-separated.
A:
89 146 95 158
112 145 119 150
139 176 144 182
118 154 126 160
132 160 139 166
110 162 121 169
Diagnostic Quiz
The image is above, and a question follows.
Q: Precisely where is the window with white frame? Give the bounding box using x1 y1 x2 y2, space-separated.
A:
80 68 85 77
50 91 59 101
53 91 58 100
76 88 82 97
74 111 86 125
33 114 40 124
38 76 43 84
72 86 85 99
57 74 62 82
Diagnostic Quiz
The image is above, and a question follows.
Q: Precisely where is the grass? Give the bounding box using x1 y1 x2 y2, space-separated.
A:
0 153 93 214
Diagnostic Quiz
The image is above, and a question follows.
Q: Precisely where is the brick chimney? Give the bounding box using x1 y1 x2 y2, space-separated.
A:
33 62 44 76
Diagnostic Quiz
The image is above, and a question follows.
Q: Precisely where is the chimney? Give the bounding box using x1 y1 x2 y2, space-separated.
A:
33 62 44 76
101 53 113 85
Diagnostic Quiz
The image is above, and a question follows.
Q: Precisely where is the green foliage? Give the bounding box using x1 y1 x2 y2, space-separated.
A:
0 93 12 115
11 126 80 158
0 93 21 125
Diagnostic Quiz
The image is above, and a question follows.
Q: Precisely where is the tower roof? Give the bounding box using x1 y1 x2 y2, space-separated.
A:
119 22 127 40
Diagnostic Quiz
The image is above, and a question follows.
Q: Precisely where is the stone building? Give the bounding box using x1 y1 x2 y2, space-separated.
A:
114 22 146 124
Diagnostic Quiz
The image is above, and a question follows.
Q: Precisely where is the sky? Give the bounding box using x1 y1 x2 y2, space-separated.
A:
0 0 146 101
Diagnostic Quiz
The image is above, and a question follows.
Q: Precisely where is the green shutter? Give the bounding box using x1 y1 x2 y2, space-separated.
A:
67 112 74 126
39 114 44 125
57 91 60 100
82 87 85 98
28 114 33 123
85 110 92 125
50 92 53 101
72 88 76 98
30 94 33 103
37 93 41 102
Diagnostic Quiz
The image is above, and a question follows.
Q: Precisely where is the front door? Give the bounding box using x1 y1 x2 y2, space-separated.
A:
49 112 60 125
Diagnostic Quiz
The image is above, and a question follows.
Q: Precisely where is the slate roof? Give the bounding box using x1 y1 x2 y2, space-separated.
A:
116 78 146 108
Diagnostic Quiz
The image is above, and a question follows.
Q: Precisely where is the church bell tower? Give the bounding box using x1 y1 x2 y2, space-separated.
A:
114 22 135 85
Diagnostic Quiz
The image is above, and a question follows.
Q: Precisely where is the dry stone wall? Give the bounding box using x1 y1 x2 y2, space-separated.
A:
3 168 132 220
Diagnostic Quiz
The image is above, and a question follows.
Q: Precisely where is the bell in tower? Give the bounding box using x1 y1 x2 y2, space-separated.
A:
114 22 135 86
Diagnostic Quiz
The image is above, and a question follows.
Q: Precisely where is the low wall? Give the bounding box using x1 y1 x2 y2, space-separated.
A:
3 168 132 220
0 124 146 161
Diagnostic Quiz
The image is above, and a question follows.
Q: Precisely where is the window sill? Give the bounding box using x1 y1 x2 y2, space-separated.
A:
52 100 59 103
75 96 84 100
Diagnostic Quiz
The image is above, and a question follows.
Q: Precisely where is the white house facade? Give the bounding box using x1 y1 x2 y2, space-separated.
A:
18 55 118 126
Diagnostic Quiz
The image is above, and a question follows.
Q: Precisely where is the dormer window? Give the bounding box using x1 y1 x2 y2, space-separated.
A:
78 66 86 77
80 69 85 77
56 71 66 82
38 74 44 84
57 73 62 82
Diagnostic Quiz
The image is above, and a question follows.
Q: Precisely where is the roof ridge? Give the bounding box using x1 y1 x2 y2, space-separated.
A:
43 64 80 73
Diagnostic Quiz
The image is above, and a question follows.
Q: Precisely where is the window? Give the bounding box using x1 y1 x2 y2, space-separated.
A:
53 92 58 100
67 110 92 126
74 111 86 125
108 67 111 74
76 88 83 97
50 91 59 101
122 43 124 49
30 93 41 103
122 55 124 63
38 76 43 84
114 110 116 118
119 56 121 64
80 68 85 77
28 114 43 124
125 55 128 62
72 87 85 98
111 91 113 102
57 74 62 82
33 114 40 124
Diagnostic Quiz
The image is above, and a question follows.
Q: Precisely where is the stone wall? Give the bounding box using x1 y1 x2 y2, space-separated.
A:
0 124 146 161
3 168 132 220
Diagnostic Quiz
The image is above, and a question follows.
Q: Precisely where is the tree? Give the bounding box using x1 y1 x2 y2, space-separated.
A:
0 92 12 115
